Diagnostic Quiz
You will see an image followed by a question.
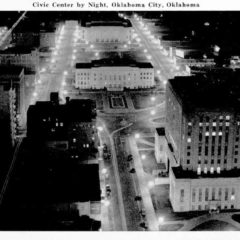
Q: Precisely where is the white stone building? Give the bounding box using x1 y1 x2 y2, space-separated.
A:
75 59 154 91
80 20 133 43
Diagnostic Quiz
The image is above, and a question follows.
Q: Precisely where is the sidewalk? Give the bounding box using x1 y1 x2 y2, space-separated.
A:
128 136 159 231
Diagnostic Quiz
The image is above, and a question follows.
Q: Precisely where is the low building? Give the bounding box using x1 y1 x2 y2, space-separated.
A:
165 70 240 212
80 19 132 43
0 46 39 72
27 93 98 161
75 58 154 91
0 66 25 128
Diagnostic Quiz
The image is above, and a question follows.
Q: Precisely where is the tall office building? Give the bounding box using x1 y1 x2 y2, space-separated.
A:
165 70 240 212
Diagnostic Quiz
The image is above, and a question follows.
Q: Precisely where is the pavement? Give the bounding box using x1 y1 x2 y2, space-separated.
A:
128 135 159 231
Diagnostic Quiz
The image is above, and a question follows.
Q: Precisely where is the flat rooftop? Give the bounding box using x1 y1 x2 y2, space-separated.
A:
0 46 37 54
76 58 153 69
172 166 240 179
168 69 240 112
0 66 24 76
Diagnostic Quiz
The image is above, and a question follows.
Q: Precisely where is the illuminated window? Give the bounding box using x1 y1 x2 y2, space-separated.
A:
226 122 230 126
73 138 76 143
217 167 221 173
219 132 222 136
226 115 230 120
212 132 216 136
212 122 216 126
210 167 214 174
197 166 201 175
204 166 207 174
187 138 191 143
205 132 209 136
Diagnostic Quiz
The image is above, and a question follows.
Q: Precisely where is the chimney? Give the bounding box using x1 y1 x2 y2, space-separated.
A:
66 96 70 104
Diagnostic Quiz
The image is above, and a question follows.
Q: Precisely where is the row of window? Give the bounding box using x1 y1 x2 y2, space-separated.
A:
180 187 235 203
191 204 234 211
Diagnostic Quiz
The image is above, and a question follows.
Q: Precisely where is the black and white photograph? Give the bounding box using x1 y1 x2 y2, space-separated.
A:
1 5 240 234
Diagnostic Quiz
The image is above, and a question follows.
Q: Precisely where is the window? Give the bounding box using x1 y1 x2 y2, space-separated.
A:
210 167 214 174
225 188 228 201
234 158 238 164
199 189 202 202
217 166 221 173
212 188 215 200
187 159 190 164
180 189 184 203
204 166 208 174
205 188 209 201
192 189 196 202
197 166 201 175
187 138 191 143
218 188 222 200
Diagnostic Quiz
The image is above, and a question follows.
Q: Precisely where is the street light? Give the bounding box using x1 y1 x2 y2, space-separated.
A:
104 200 110 207
141 154 146 160
33 92 37 97
151 96 156 102
148 181 155 188
97 126 103 132
63 71 68 76
102 168 107 175
158 216 164 224
150 110 156 115
163 80 167 85
134 133 140 139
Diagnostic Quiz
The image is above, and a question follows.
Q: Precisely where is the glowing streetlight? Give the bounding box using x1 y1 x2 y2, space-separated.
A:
95 52 99 57
61 81 66 86
63 71 68 76
157 70 161 75
104 200 110 207
33 92 37 97
147 55 152 60
97 126 103 132
158 217 164 224
163 80 167 85
141 154 146 160
135 133 140 139
151 96 156 102
62 90 68 95
102 168 107 174
51 59 56 64
150 110 156 115
148 181 155 188
143 49 148 53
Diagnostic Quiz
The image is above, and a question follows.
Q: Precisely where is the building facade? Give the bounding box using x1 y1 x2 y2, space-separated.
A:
80 20 133 43
75 59 154 91
0 85 17 146
165 71 240 212
0 66 25 128
0 46 39 72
